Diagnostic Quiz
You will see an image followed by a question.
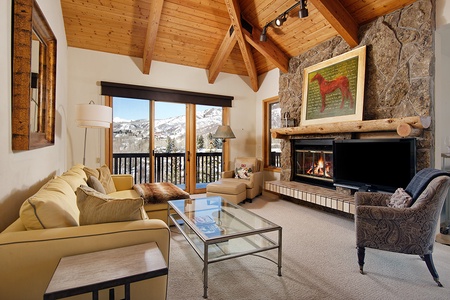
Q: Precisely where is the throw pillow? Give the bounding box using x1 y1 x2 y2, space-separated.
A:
235 163 253 180
77 186 147 225
388 188 413 208
87 175 106 194
83 165 117 194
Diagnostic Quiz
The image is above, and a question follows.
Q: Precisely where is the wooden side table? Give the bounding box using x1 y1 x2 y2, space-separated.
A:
44 242 168 300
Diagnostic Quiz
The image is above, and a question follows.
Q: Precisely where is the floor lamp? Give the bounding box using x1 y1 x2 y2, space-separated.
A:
76 101 112 165
212 125 235 171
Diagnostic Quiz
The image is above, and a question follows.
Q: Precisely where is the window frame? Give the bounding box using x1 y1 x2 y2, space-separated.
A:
263 96 281 172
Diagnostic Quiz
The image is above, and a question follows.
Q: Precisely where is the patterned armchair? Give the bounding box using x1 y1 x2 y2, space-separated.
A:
355 168 450 287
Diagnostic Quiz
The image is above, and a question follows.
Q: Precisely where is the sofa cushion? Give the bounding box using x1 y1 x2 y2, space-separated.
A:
87 176 106 194
77 186 147 225
60 169 88 192
20 177 80 230
84 165 117 194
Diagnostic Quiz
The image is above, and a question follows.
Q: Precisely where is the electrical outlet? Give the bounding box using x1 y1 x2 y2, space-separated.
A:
96 157 100 163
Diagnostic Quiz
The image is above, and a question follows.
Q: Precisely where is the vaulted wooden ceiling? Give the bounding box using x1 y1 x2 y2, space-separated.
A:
61 0 418 91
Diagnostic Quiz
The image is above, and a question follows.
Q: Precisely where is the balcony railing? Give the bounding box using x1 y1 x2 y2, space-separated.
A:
112 152 223 185
270 151 281 168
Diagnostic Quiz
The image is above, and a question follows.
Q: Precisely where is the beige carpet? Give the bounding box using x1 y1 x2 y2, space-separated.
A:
167 195 450 300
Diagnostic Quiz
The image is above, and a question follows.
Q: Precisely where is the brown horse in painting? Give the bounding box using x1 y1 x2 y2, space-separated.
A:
311 73 354 112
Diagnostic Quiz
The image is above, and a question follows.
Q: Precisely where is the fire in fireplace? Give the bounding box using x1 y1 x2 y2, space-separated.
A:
292 139 334 187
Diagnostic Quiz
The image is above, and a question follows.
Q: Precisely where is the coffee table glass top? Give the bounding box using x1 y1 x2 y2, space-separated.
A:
168 196 281 261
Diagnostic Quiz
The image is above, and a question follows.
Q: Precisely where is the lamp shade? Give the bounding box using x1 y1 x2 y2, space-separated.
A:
76 104 112 128
212 125 236 139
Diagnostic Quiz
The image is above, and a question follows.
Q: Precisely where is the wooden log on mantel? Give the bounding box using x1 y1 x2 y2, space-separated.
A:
271 116 431 139
396 123 422 137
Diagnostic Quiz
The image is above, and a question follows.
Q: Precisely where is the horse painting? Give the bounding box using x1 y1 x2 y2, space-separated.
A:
311 73 354 113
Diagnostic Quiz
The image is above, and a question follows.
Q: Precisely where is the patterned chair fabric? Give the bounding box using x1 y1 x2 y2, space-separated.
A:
355 168 450 287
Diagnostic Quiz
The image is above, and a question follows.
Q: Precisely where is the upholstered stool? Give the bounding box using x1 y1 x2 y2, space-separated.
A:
206 181 246 205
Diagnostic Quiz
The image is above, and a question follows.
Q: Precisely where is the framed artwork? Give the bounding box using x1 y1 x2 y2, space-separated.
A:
301 46 366 126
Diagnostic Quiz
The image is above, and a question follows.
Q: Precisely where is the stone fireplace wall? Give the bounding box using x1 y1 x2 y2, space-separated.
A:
278 0 435 182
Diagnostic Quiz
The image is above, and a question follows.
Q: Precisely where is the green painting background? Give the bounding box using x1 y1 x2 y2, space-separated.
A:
305 56 359 120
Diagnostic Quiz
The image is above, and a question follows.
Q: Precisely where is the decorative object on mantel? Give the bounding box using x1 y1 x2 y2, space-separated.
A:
301 46 366 126
76 101 112 165
271 116 431 139
282 112 295 127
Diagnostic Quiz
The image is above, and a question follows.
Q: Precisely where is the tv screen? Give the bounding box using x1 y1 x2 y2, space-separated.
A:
333 138 416 193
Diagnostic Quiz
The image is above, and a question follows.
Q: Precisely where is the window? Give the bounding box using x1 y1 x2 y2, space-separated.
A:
263 97 281 170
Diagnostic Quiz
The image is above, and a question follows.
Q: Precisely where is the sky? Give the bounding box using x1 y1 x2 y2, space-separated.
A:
113 97 186 121
113 97 215 122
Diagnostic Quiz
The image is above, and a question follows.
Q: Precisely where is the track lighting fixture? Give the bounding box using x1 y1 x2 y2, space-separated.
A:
260 26 268 42
259 1 309 42
275 14 287 27
299 0 308 19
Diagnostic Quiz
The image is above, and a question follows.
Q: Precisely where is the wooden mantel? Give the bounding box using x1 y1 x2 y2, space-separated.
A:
271 116 431 139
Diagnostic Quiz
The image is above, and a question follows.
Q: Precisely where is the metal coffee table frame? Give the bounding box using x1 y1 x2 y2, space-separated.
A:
168 196 282 298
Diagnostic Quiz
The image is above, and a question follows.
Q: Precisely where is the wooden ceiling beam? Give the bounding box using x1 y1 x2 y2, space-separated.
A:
309 0 359 47
224 0 259 91
208 26 237 84
143 0 164 74
243 26 289 74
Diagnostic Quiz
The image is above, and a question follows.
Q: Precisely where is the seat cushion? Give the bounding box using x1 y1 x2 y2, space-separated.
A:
207 181 246 194
220 177 254 189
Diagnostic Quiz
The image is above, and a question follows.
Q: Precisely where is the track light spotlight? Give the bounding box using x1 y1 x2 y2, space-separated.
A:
260 26 268 42
299 0 308 18
275 14 286 27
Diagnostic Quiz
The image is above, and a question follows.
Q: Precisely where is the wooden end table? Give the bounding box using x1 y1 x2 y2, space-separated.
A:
44 242 168 300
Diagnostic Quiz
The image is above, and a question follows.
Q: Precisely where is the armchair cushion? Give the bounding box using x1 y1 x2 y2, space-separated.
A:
388 188 412 208
235 162 254 180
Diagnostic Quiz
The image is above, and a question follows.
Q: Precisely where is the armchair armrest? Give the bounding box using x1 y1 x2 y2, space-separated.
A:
112 174 134 191
222 170 235 178
356 205 419 221
354 192 391 206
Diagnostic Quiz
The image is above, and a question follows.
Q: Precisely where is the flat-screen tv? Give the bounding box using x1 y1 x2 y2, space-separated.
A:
333 138 416 193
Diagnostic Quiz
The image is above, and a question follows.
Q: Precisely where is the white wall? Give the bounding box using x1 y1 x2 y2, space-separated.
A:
435 0 450 169
67 48 256 168
256 69 281 182
0 0 68 231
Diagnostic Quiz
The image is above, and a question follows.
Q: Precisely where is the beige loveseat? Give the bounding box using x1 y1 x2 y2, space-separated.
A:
0 164 170 300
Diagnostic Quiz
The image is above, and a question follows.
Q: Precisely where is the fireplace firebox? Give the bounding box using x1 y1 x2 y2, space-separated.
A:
292 139 334 188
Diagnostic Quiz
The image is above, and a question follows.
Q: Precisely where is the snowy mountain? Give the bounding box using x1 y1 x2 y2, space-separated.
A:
113 107 222 153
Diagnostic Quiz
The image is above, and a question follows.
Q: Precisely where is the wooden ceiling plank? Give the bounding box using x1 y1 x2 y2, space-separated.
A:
208 26 237 83
224 0 259 91
143 0 164 74
309 0 359 47
243 26 289 73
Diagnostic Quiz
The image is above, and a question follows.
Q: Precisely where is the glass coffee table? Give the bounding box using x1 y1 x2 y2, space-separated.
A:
168 196 282 298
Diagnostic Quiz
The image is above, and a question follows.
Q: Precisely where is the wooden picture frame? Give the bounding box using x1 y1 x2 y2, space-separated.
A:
301 46 366 126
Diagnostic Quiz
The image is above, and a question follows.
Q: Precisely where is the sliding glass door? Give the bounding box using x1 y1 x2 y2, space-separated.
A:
111 97 224 194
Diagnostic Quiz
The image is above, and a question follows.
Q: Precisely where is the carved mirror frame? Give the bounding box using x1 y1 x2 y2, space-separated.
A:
12 0 56 150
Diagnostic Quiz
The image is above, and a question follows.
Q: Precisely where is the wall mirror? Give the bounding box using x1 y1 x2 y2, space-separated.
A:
12 0 56 150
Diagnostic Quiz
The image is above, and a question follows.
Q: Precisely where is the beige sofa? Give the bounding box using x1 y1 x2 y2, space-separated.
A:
0 164 170 300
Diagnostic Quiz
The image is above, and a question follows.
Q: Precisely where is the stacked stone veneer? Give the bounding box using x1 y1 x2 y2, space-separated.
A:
278 0 435 182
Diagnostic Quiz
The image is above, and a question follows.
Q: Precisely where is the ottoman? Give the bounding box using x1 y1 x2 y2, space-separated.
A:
206 181 247 205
